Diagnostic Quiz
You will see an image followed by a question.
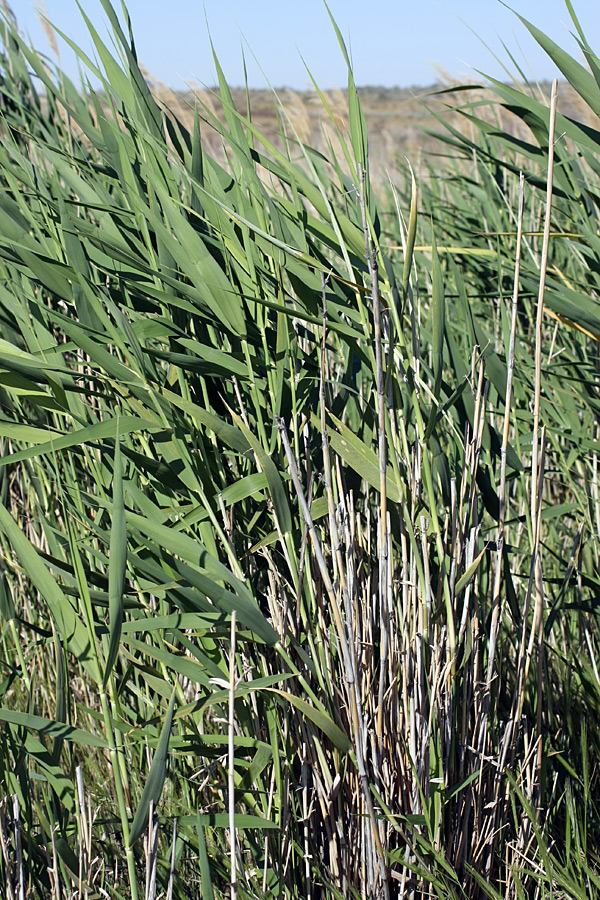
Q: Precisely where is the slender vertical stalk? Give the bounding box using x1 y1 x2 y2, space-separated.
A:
489 172 525 679
358 164 390 772
12 796 24 900
513 80 558 729
477 173 526 876
531 80 558 539
229 609 238 900
529 80 558 711
319 271 346 595
144 800 158 900
75 766 89 896
100 691 139 900
301 742 312 900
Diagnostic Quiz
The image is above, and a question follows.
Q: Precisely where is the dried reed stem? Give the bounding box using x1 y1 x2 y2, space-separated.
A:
229 609 238 900
531 81 558 511
144 800 158 900
524 79 558 719
488 172 525 686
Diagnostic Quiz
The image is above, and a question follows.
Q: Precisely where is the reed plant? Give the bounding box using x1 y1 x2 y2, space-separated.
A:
0 1 599 898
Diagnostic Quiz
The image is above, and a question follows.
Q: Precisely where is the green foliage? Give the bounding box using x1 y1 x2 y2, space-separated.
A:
0 2 599 898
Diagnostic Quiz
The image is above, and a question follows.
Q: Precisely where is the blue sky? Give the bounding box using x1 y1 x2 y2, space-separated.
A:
11 1 599 90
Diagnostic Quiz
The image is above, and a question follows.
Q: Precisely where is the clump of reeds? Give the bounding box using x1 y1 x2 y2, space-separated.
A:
0 2 599 899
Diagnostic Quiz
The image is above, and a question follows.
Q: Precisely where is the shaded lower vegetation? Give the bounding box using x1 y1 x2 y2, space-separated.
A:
0 1 600 897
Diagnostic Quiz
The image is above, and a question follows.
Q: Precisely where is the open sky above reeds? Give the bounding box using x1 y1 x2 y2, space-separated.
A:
14 0 600 90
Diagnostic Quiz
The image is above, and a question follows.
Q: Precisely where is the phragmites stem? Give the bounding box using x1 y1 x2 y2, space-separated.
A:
527 80 558 730
488 172 526 690
229 609 238 900
510 81 557 815
357 163 389 752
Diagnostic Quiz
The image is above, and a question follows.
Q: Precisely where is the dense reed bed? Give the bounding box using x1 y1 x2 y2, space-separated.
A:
0 1 599 897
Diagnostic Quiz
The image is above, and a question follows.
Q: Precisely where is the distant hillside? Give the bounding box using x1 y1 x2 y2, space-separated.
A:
143 77 592 184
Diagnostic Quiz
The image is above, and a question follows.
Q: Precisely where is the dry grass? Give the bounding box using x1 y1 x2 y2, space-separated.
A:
138 76 597 197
